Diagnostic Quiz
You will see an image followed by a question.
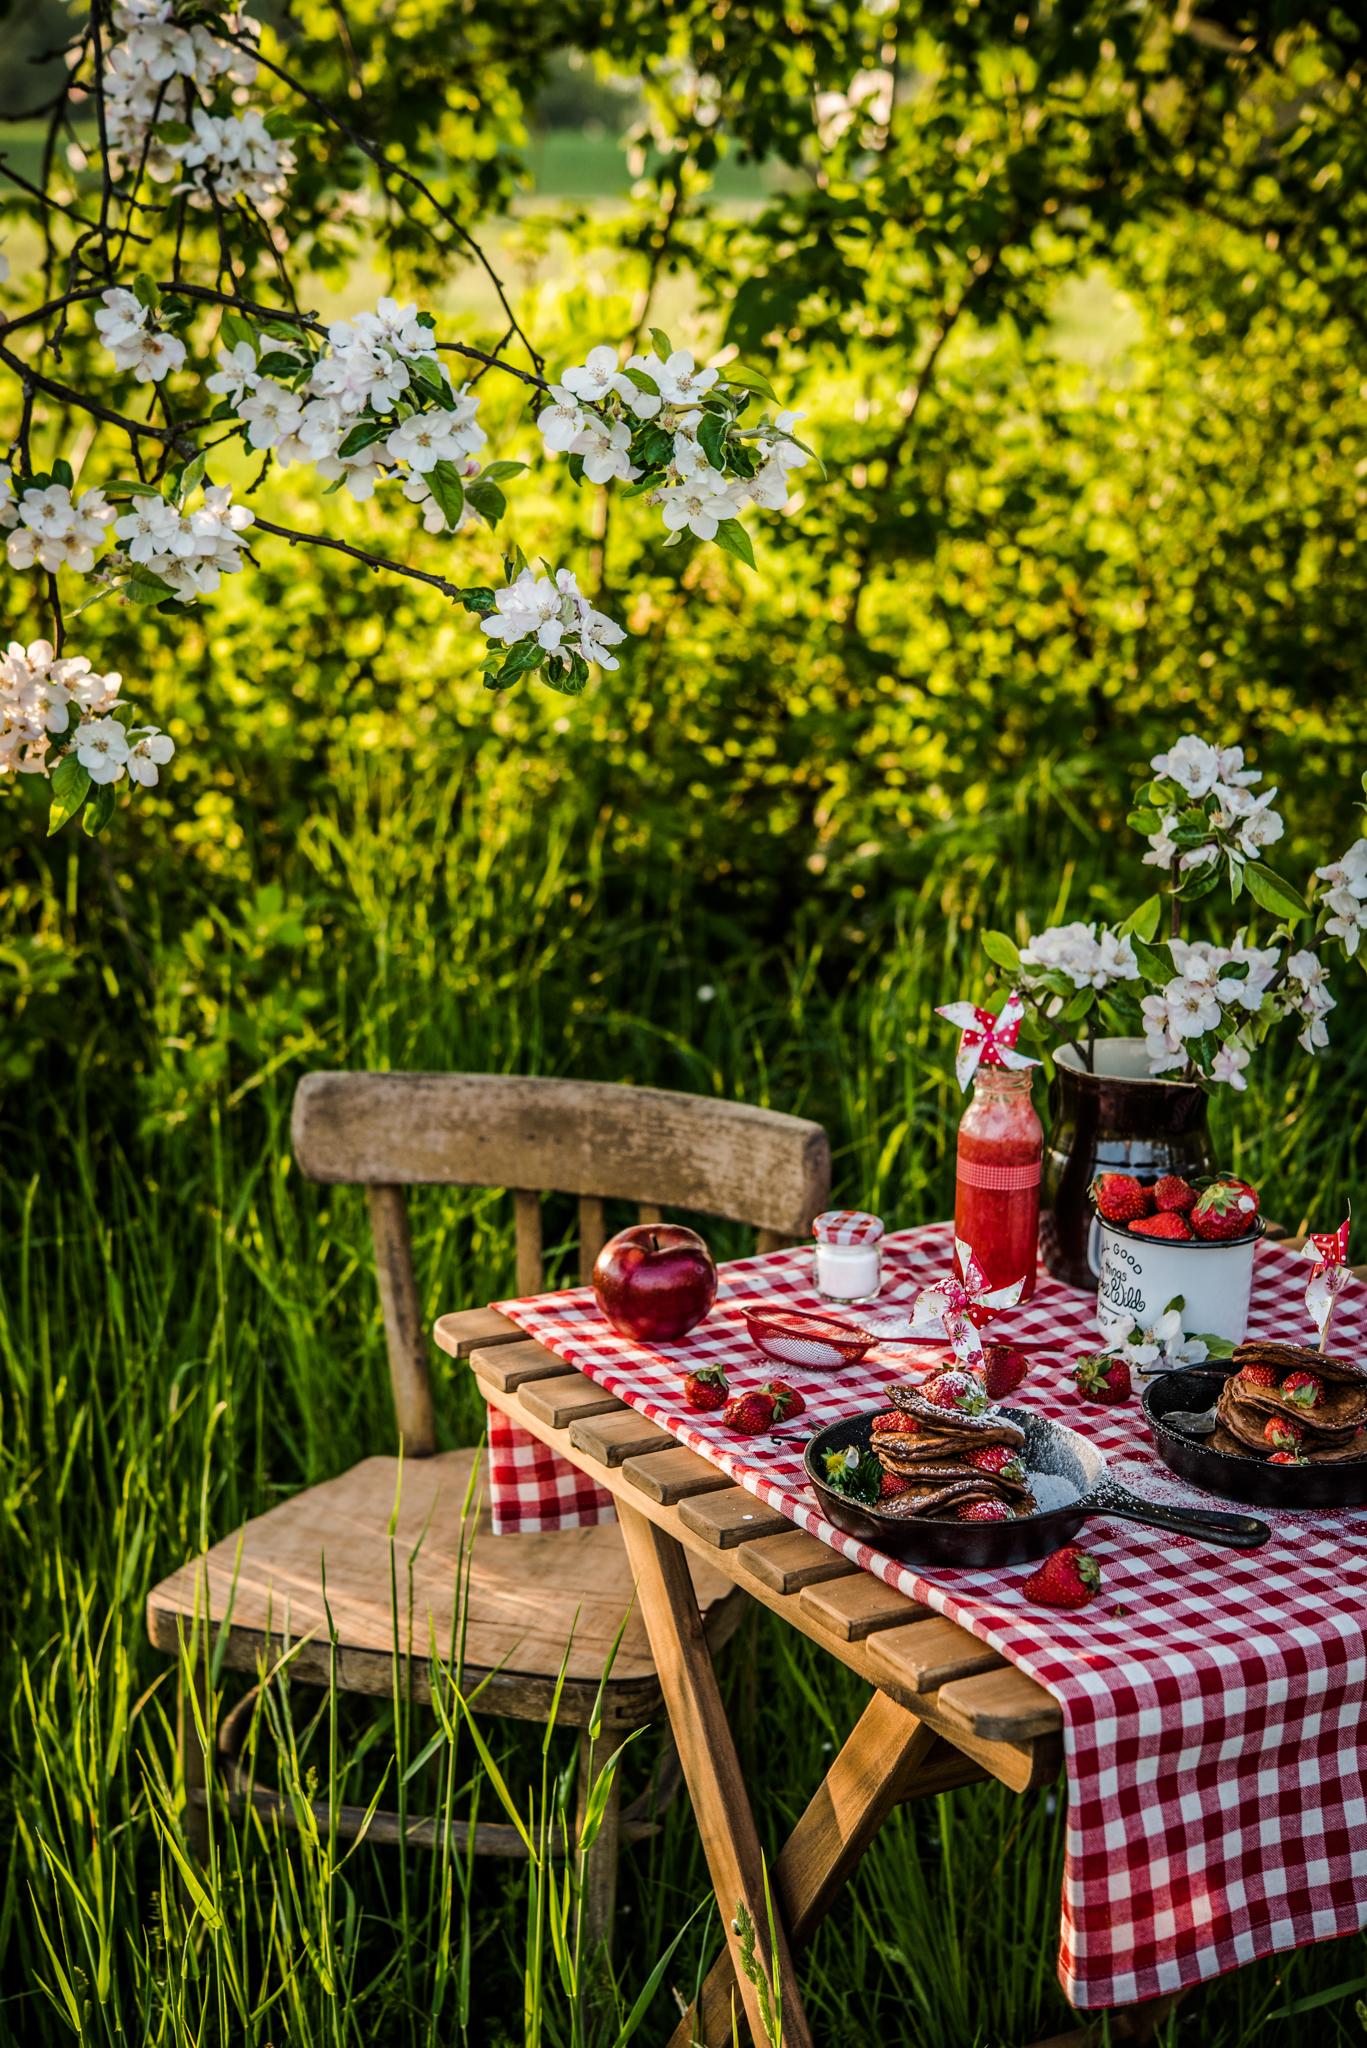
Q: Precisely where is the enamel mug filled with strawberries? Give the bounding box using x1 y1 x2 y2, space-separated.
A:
1094 1173 1263 1349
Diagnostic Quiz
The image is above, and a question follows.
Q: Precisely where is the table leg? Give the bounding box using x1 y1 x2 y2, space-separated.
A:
669 1691 972 2048
615 1500 814 2048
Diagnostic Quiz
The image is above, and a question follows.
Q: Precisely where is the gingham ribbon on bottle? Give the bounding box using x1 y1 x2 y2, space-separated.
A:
955 1155 1042 1192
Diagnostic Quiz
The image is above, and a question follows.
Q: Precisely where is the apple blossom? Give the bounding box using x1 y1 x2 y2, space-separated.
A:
1151 733 1220 798
481 567 627 677
126 728 175 786
205 342 260 405
1211 1042 1251 1089
561 346 635 407
539 388 590 455
573 415 637 486
74 716 131 783
238 379 307 451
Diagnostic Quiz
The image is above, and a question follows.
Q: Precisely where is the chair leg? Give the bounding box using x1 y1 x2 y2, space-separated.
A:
577 1725 623 1958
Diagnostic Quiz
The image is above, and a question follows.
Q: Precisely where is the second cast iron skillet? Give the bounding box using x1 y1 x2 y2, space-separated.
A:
805 1405 1270 1567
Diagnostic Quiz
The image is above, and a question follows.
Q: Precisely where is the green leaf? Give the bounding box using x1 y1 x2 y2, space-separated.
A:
623 366 661 397
256 348 303 379
724 361 779 403
1120 894 1163 942
1061 987 1096 1022
218 310 256 354
47 755 91 835
648 328 674 361
178 452 206 501
1178 859 1222 903
631 425 674 469
464 479 506 527
547 651 591 697
104 477 162 499
125 576 177 604
409 356 454 408
981 929 1021 972
477 461 527 485
698 412 728 472
336 418 390 459
456 586 496 616
1127 808 1161 836
82 782 117 837
1132 937 1173 983
153 120 191 145
425 461 466 529
1243 862 1308 923
133 272 160 311
51 458 73 488
712 518 756 569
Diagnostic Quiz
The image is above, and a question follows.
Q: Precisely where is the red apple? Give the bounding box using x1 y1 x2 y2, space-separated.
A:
592 1224 717 1343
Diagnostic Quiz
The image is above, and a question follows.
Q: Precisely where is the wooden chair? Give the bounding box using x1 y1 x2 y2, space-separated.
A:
146 1072 831 1948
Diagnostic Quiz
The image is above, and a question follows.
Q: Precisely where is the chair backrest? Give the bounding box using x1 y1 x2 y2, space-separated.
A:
292 1072 832 1455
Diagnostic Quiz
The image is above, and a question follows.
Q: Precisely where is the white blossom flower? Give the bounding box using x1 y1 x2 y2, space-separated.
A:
238 377 306 451
206 341 261 405
1140 991 1186 1074
1315 838 1367 901
339 297 433 360
572 414 636 485
1165 977 1222 1038
74 716 130 783
658 473 738 541
653 349 719 407
561 345 635 407
1232 789 1284 858
1214 745 1261 789
112 485 252 602
1019 921 1138 992
125 726 175 785
385 394 485 472
621 351 666 418
1211 1042 1251 1089
1151 734 1220 798
539 386 590 455
310 337 409 416
481 567 627 674
6 481 114 574
1323 887 1365 957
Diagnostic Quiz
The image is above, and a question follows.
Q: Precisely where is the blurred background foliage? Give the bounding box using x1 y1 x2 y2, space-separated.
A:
4 3 1367 2041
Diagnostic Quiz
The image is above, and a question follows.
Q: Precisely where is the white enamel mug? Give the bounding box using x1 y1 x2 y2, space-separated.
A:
1096 1220 1262 1347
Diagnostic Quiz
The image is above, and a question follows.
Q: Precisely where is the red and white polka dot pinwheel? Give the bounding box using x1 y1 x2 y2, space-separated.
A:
935 989 1040 1093
1300 1215 1352 1347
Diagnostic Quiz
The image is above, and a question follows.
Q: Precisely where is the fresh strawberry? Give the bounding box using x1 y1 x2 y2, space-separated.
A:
923 1369 990 1417
1237 1363 1282 1391
761 1379 806 1423
722 1390 775 1436
1022 1545 1103 1610
1072 1352 1133 1405
967 1444 1026 1482
1282 1370 1324 1411
1190 1177 1260 1242
1152 1174 1197 1214
1128 1211 1195 1242
879 1470 913 1499
959 1499 1011 1522
683 1363 729 1412
1092 1174 1152 1225
1268 1451 1309 1466
980 1343 1029 1399
871 1408 920 1435
1263 1414 1304 1452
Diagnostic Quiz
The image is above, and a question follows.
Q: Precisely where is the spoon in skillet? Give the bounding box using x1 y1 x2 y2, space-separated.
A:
1162 1401 1220 1438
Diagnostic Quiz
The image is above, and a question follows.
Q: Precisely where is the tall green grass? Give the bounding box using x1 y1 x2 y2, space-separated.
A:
3 746 1366 2046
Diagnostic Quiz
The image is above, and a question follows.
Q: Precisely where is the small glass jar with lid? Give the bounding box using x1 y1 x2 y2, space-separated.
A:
812 1210 884 1304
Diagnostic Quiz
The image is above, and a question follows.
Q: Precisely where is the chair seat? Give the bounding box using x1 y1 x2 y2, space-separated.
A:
147 1450 740 1727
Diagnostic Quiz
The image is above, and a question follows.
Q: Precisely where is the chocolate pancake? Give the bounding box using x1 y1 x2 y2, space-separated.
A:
886 1380 1027 1445
877 1457 1036 1510
1209 1423 1251 1457
873 1477 1015 1521
872 1423 1028 1466
1216 1384 1355 1457
1233 1341 1367 1389
1226 1378 1367 1438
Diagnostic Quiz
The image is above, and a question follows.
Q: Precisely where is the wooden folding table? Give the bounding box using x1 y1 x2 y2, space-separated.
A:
435 1307 1171 2048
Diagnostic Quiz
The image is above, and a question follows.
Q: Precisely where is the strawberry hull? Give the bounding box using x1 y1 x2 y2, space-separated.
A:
1096 1216 1262 1350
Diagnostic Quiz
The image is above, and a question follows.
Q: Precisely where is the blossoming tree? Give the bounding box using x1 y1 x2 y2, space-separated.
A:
976 736 1367 1088
1 0 815 831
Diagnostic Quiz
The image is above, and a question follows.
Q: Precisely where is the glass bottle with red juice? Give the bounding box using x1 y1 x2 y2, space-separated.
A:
954 1066 1043 1299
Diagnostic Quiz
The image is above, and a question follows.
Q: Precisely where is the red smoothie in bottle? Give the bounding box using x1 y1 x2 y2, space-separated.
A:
954 1066 1043 1300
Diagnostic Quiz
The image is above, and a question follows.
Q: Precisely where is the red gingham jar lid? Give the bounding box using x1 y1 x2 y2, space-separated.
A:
813 1209 884 1246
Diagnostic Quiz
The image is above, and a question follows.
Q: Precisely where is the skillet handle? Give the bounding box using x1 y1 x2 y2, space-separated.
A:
1094 1483 1270 1550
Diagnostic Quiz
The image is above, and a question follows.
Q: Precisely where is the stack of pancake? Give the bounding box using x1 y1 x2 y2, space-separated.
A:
870 1376 1037 1519
1213 1341 1367 1463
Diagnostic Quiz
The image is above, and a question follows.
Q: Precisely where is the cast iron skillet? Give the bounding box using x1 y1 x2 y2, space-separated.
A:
805 1405 1270 1567
1143 1368 1367 1512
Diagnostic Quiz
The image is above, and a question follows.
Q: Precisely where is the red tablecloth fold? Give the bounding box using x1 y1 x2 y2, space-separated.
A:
487 1225 1367 2011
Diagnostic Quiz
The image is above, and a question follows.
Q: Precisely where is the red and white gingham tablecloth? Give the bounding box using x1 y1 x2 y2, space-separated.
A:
486 1226 1367 2011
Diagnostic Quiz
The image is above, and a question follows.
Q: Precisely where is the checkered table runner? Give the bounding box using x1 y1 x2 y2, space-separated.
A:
488 1225 1367 2011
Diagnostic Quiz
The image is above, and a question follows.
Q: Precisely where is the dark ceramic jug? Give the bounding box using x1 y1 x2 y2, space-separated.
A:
1040 1039 1215 1290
